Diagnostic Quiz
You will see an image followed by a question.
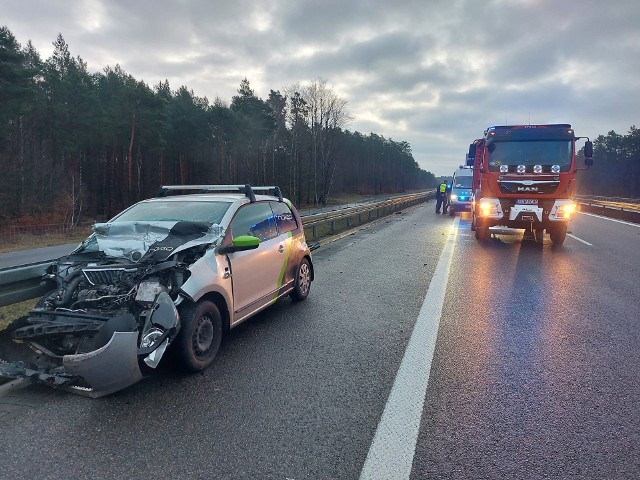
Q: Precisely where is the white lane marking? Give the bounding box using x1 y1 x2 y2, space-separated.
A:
579 212 640 228
567 234 592 246
360 216 459 480
567 233 593 247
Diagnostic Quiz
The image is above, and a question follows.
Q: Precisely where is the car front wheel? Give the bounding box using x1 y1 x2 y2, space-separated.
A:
290 258 311 301
175 300 223 372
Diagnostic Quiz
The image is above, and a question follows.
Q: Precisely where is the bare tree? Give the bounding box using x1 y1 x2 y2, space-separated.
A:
301 79 351 205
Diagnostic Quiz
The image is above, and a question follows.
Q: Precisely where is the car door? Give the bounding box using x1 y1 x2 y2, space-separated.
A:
227 202 283 321
270 200 300 291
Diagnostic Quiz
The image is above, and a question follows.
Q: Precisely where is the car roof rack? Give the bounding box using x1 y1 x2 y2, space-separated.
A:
155 184 283 203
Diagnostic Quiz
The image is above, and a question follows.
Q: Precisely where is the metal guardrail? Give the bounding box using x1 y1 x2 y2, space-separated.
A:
574 195 640 222
0 192 434 308
0 261 54 308
575 195 640 204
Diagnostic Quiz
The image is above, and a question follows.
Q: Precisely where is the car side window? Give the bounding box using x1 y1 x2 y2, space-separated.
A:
270 201 298 235
230 202 277 241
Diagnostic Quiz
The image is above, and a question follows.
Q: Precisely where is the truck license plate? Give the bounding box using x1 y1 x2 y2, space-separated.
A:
516 199 538 205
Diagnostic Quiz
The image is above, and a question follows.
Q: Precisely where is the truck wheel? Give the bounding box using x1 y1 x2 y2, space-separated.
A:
175 300 223 372
550 224 567 245
534 228 545 243
475 225 490 241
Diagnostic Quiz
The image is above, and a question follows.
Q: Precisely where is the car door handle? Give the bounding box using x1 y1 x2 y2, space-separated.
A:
278 245 285 254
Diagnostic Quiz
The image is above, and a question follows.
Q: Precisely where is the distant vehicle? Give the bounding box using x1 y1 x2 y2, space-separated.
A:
467 124 593 243
0 185 313 397
448 166 473 216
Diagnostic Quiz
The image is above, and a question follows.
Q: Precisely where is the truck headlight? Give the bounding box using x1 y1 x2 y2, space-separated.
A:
551 201 577 220
479 201 498 216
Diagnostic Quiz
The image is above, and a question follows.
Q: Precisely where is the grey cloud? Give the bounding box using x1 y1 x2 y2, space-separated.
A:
2 0 639 175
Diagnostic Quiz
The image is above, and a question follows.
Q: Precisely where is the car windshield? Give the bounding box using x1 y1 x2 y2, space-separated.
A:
488 140 572 171
110 200 231 225
454 177 473 188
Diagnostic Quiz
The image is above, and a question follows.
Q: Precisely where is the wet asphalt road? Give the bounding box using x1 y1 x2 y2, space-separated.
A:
1 206 639 479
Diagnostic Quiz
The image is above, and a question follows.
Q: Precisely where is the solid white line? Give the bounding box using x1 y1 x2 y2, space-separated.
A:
579 212 640 228
359 216 459 480
567 234 592 246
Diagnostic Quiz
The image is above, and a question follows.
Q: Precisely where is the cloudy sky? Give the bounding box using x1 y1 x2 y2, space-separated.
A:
2 0 639 176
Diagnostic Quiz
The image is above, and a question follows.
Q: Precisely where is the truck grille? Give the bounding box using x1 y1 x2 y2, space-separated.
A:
498 181 559 194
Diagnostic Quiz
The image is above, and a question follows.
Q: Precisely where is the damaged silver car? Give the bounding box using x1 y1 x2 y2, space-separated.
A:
0 185 313 397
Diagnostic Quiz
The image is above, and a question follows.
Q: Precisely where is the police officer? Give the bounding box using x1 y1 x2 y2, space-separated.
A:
436 180 448 214
443 181 452 214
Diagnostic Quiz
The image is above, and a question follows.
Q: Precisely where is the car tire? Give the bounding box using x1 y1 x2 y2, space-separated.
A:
290 258 311 301
175 300 222 372
449 208 455 217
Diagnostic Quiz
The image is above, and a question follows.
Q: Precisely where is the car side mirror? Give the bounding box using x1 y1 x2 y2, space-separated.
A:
217 235 260 254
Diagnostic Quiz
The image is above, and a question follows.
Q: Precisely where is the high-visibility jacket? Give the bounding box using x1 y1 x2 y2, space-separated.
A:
439 183 447 193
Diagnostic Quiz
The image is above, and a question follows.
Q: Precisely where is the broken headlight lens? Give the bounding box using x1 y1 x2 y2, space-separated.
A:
140 328 164 348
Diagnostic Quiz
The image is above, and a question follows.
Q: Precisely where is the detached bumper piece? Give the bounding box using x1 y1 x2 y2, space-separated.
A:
63 332 143 398
0 331 143 398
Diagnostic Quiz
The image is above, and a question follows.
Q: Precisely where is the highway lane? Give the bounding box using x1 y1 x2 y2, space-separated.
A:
0 243 78 269
0 206 638 479
412 212 640 479
0 202 449 479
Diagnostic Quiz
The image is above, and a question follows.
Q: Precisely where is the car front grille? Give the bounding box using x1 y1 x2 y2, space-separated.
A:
82 267 136 286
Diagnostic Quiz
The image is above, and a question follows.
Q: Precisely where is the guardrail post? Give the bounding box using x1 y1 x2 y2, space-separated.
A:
312 225 317 239
331 220 335 233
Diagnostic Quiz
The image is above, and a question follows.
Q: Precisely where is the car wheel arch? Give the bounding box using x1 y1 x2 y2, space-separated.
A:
186 291 230 334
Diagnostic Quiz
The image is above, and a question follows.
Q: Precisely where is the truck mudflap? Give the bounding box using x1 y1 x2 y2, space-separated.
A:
0 332 143 398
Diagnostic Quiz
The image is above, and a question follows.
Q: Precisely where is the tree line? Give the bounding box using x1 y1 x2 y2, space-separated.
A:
0 27 436 225
577 126 640 198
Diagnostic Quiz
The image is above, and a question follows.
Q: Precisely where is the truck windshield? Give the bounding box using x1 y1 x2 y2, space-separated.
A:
487 140 572 172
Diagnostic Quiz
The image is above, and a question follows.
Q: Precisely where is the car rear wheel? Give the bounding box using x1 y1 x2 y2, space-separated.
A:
290 258 311 301
175 300 222 372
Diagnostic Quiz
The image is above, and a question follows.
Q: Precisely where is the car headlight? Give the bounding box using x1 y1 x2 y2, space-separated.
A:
140 328 164 348
450 194 458 201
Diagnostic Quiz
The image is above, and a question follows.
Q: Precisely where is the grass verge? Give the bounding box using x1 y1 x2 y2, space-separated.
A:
0 298 37 330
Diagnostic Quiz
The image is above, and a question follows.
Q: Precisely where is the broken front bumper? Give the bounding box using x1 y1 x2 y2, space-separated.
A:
0 331 143 398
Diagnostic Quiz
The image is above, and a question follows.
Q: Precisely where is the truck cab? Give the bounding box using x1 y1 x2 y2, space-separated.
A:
467 124 593 244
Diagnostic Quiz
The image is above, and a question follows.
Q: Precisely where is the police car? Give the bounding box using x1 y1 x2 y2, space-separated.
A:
448 167 474 216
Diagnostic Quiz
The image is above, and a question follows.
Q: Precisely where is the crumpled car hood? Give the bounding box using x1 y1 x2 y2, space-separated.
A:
84 221 224 261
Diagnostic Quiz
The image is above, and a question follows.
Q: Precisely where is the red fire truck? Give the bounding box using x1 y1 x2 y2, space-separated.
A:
467 124 593 244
